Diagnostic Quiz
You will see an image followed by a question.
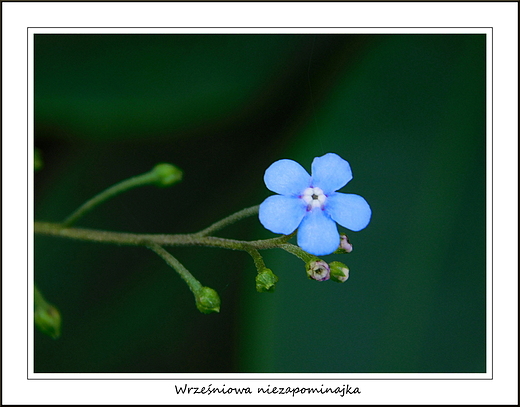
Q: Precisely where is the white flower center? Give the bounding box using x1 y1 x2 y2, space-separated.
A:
301 187 326 210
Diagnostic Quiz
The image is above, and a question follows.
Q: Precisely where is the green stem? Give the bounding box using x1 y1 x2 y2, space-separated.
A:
62 172 156 227
195 205 260 236
146 243 202 294
34 221 294 251
279 243 319 263
245 247 266 272
145 243 220 314
62 164 181 228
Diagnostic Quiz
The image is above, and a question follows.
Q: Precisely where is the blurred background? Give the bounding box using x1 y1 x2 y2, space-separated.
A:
34 34 486 373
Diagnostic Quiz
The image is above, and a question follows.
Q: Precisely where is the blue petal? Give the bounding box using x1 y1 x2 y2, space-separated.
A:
259 195 306 235
326 192 372 232
297 209 340 256
311 153 353 194
264 159 311 196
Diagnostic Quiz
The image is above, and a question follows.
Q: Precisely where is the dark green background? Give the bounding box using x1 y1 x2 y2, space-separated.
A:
34 34 486 373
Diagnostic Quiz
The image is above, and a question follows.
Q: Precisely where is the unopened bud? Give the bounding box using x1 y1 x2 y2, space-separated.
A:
34 304 61 339
34 149 43 171
152 163 183 187
329 261 350 283
255 268 278 292
335 234 353 254
195 286 221 314
306 260 330 281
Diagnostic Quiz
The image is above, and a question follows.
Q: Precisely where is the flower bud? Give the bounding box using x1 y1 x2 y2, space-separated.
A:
34 303 61 339
255 268 279 292
152 163 183 187
34 149 43 171
334 233 353 254
329 261 350 283
306 260 330 281
340 234 353 253
195 286 221 314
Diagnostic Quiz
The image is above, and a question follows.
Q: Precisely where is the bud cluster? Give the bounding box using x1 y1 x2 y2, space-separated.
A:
306 260 350 283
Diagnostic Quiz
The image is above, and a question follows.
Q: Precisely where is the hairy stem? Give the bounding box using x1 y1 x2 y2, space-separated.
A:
195 205 260 236
62 172 157 227
62 164 181 228
279 243 319 263
146 243 202 294
34 221 293 251
245 247 267 272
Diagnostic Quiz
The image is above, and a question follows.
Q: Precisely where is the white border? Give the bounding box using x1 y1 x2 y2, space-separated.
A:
3 1 518 405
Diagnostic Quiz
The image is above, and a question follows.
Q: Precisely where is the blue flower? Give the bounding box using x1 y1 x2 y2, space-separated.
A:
259 153 371 256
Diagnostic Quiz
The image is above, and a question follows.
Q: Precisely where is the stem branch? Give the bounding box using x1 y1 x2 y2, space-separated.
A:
62 164 182 228
195 205 260 236
62 171 158 227
245 248 267 272
146 243 202 294
279 243 319 263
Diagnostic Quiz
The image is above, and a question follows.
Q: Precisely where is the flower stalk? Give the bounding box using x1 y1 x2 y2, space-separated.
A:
62 163 182 228
195 205 260 236
279 242 320 264
146 242 220 314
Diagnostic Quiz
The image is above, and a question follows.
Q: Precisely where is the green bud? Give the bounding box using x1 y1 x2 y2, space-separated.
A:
195 286 221 314
255 268 279 292
306 260 330 281
151 163 183 187
329 261 350 283
34 303 61 339
34 149 43 171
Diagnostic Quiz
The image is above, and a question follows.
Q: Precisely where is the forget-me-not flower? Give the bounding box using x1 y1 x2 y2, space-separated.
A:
259 153 371 256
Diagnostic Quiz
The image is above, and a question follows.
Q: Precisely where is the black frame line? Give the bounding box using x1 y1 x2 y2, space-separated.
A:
28 26 493 381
